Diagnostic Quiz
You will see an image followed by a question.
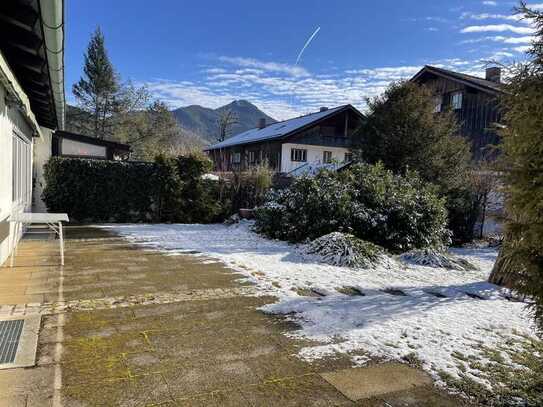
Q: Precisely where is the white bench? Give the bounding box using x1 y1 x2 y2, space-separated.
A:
8 213 69 267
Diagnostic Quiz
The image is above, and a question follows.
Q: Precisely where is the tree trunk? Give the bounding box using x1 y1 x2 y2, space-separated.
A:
488 239 521 289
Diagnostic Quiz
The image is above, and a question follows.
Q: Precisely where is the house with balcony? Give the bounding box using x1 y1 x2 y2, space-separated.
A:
205 105 364 174
411 65 505 160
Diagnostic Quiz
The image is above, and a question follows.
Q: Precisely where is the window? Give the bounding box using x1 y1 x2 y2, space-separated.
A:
323 151 332 164
344 153 353 163
231 152 241 164
61 138 107 158
12 132 32 207
433 95 443 113
248 151 256 164
291 148 307 162
451 91 463 110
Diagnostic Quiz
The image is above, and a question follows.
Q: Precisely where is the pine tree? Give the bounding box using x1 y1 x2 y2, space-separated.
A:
353 80 475 242
72 27 120 139
489 3 543 331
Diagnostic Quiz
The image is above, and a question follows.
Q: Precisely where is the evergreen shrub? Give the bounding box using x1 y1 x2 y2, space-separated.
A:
255 163 450 252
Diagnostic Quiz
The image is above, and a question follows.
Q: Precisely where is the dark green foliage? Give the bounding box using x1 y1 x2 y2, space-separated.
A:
255 174 353 243
72 27 120 139
43 158 157 222
353 80 477 243
490 3 543 332
42 155 223 223
174 154 222 223
255 163 449 252
344 163 450 251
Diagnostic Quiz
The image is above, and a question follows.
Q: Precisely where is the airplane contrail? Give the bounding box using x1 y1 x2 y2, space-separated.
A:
295 26 321 65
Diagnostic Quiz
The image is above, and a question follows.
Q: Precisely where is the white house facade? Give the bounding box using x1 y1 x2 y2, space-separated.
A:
280 143 351 174
0 0 65 265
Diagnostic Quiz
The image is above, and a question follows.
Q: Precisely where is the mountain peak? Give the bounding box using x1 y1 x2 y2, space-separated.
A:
172 100 276 144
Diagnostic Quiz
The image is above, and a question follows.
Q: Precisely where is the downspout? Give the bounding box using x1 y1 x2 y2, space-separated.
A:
39 0 65 130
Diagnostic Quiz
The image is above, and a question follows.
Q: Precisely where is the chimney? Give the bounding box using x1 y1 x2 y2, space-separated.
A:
319 106 329 112
257 118 266 129
485 67 501 83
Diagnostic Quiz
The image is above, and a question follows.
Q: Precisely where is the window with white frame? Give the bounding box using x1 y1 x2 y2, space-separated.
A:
231 152 241 164
12 132 32 208
451 91 463 110
323 151 332 164
291 148 307 162
248 151 256 164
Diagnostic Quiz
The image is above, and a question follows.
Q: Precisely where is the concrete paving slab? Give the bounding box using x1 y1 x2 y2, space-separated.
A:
321 363 433 401
0 226 466 406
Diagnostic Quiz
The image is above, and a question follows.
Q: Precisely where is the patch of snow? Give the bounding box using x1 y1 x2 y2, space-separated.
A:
201 173 220 181
399 248 478 271
103 222 536 390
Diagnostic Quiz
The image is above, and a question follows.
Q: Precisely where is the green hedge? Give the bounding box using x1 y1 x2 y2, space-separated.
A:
42 156 224 223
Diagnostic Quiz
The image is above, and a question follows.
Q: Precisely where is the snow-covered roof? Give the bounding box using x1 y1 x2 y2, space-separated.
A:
206 105 354 150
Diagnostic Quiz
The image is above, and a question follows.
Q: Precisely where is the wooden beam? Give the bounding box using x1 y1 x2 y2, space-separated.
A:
0 23 43 55
0 3 39 30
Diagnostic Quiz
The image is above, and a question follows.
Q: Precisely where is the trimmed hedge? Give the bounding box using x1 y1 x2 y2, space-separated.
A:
42 155 224 223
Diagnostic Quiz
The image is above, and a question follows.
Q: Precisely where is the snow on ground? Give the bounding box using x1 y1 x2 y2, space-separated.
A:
104 222 536 388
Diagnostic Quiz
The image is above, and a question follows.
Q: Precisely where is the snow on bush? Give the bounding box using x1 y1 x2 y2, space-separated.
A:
254 163 450 252
304 232 393 268
400 248 478 271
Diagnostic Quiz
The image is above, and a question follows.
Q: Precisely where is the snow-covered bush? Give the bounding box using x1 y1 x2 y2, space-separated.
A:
305 232 392 268
255 163 450 252
399 248 478 271
254 175 353 242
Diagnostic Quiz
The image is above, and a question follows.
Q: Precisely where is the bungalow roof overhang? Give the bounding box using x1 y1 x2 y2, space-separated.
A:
0 0 65 133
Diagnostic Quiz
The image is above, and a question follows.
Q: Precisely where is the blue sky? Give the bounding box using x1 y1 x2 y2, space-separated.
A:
66 0 539 119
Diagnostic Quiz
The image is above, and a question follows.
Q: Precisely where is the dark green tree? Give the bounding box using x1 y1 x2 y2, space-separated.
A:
489 3 543 331
353 80 475 242
72 27 120 139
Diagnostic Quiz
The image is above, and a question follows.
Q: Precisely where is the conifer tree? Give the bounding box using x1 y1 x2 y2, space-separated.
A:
72 27 120 139
353 80 474 242
489 3 543 331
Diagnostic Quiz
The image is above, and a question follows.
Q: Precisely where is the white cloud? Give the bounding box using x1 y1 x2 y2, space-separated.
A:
513 45 531 53
461 35 534 44
461 12 522 22
461 24 535 34
482 1 497 6
218 56 310 77
144 56 494 121
488 50 514 60
527 3 543 10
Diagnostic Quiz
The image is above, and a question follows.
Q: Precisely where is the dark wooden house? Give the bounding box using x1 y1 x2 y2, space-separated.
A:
205 105 364 173
411 65 505 159
52 130 131 160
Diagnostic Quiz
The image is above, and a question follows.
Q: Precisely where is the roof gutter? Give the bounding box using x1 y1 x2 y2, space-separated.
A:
39 0 65 130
